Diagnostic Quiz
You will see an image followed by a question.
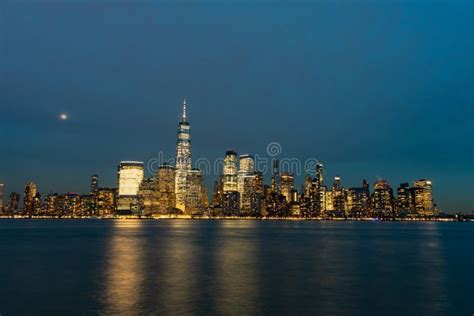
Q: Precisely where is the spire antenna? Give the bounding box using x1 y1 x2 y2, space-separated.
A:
182 98 187 122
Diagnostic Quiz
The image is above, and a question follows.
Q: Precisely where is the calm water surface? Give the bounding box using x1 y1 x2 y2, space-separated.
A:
0 220 472 315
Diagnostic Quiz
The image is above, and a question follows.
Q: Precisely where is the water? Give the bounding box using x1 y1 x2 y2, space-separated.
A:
0 220 472 315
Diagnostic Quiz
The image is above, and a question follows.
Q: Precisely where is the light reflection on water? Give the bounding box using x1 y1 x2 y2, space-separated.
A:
1 220 471 315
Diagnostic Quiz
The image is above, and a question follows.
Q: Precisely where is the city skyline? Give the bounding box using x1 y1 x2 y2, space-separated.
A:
0 100 446 217
1 1 473 212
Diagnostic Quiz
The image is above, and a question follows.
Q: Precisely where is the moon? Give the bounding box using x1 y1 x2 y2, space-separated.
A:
59 113 68 120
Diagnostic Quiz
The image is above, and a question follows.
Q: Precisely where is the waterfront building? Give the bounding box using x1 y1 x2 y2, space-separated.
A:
90 174 99 195
97 188 116 216
396 183 412 213
413 179 436 216
175 99 192 211
372 179 394 215
332 176 345 212
137 177 158 215
81 194 97 216
45 193 59 215
61 193 81 216
7 192 20 213
223 150 238 192
117 161 144 212
23 182 37 215
280 172 294 203
223 191 240 216
185 169 207 215
155 163 176 214
210 176 224 208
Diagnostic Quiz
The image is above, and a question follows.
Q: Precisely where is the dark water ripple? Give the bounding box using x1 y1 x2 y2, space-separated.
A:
0 220 473 315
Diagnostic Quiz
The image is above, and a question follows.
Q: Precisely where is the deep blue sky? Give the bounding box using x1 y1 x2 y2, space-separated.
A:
1 0 473 212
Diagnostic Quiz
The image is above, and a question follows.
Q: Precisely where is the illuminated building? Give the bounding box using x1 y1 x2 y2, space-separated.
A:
325 190 334 211
156 163 176 214
60 193 81 216
90 174 99 195
396 183 412 213
280 172 294 202
211 176 224 207
240 173 258 214
97 188 116 216
238 154 256 213
185 169 207 214
345 187 370 216
81 195 97 216
223 150 238 192
45 193 59 214
223 191 240 216
23 182 37 215
7 192 20 213
117 161 144 212
271 160 280 193
372 179 394 215
413 179 435 216
137 177 158 215
303 175 312 198
332 176 345 212
175 99 192 211
0 183 3 212
237 154 255 195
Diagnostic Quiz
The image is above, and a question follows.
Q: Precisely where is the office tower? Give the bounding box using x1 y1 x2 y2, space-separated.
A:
97 188 116 216
316 163 324 187
332 176 345 212
303 175 312 197
223 150 238 192
396 183 412 213
280 172 294 202
237 155 255 192
90 174 99 195
413 179 435 216
271 159 280 193
155 163 177 214
211 177 224 207
237 154 256 211
137 177 158 215
325 190 334 211
117 161 144 212
223 191 240 216
23 182 37 215
345 188 365 215
81 195 97 216
45 193 59 215
7 192 20 213
372 179 394 214
185 169 207 214
240 173 257 214
175 99 192 211
62 193 81 216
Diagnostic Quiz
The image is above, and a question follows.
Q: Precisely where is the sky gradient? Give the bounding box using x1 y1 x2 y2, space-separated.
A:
1 0 473 211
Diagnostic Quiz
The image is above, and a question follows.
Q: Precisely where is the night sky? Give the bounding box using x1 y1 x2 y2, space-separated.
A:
1 0 473 212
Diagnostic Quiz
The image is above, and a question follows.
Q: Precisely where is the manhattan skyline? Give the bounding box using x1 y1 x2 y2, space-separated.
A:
1 0 473 212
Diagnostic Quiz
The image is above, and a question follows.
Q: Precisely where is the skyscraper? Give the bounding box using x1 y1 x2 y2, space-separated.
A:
23 182 37 215
413 179 435 216
90 174 99 195
175 99 192 211
372 179 394 215
117 161 144 212
7 192 20 213
185 168 207 214
223 150 238 192
396 182 412 213
280 172 294 202
156 163 176 214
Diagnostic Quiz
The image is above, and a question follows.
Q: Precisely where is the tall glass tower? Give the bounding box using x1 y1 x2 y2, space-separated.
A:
175 99 192 211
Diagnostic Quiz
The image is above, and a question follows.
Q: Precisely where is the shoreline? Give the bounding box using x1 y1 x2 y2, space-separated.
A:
0 215 468 222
